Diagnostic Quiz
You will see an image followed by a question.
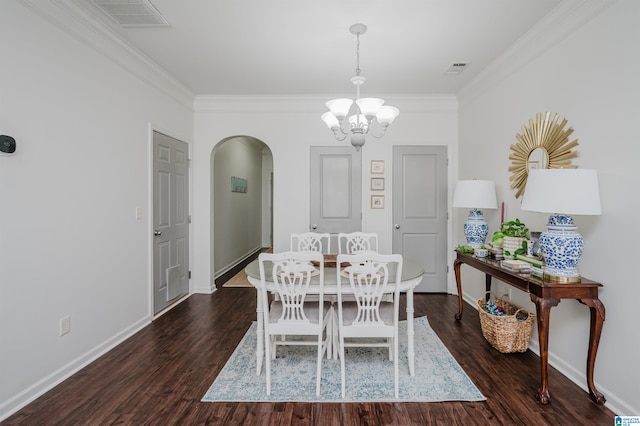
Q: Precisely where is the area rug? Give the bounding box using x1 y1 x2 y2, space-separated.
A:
202 317 485 402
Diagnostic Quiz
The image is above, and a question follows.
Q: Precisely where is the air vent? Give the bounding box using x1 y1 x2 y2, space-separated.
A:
445 62 471 74
91 0 169 27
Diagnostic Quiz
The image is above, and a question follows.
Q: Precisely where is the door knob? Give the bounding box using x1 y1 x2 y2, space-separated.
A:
154 229 162 236
311 224 318 230
395 224 400 229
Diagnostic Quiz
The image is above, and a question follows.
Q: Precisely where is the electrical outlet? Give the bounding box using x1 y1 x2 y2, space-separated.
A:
59 316 70 336
496 285 511 299
501 286 511 299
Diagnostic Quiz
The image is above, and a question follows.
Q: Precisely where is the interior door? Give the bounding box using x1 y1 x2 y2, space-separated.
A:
392 145 447 292
310 146 362 250
153 131 189 314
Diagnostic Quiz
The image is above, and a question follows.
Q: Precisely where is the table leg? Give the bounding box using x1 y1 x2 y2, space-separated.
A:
485 274 492 295
579 297 607 405
255 289 264 376
530 294 560 404
454 259 463 320
325 307 331 360
407 288 415 376
325 305 335 360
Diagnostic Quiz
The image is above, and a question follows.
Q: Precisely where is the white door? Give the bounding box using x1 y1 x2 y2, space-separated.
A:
310 146 362 250
392 146 447 292
153 131 189 314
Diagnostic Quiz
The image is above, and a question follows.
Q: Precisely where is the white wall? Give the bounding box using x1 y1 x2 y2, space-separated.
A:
4 0 635 420
456 0 639 415
192 96 458 293
0 1 193 418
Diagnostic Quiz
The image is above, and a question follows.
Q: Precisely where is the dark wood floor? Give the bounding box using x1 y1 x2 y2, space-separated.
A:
3 289 614 425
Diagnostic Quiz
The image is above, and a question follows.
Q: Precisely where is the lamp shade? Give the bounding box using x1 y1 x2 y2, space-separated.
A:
452 180 497 209
376 106 400 125
521 169 601 215
321 112 339 130
326 98 353 119
356 98 384 117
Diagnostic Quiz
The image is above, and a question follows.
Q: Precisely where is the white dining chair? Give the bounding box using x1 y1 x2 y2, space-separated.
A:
335 252 403 398
337 232 392 303
258 251 332 396
338 232 379 254
290 232 331 253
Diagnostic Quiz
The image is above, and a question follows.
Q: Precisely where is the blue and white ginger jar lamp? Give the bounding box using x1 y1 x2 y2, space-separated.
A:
453 180 498 249
521 169 601 283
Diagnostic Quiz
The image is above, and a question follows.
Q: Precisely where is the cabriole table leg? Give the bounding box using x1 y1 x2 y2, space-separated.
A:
453 259 463 320
530 294 560 405
580 297 607 405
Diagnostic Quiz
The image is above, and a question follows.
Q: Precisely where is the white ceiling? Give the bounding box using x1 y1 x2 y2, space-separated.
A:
74 0 563 96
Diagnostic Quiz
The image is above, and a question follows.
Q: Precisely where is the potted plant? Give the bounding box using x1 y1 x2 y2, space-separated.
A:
493 218 529 257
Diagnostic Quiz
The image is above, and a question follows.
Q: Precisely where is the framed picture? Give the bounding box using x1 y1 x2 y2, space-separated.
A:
371 177 385 191
371 195 385 209
370 160 384 174
231 176 248 193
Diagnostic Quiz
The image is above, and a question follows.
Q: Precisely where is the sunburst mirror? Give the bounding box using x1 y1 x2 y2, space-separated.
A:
509 112 579 199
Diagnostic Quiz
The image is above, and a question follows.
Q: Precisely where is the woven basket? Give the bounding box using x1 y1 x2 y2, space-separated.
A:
477 292 535 353
502 236 526 256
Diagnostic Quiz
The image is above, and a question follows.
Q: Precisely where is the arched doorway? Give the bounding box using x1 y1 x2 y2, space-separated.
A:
210 135 273 287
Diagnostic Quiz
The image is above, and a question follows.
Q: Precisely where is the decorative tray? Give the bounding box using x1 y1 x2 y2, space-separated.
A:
311 254 350 268
340 266 384 278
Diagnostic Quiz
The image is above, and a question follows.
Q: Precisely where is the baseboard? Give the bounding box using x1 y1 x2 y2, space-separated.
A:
0 316 150 421
214 247 269 288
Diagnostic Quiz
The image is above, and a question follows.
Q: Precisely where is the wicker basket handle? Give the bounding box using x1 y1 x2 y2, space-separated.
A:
483 291 500 301
514 308 531 321
482 291 511 303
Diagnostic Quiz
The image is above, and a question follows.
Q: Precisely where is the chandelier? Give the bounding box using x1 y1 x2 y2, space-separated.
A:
321 24 399 151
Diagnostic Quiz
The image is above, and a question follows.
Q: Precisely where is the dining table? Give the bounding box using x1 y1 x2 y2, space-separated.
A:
244 255 425 377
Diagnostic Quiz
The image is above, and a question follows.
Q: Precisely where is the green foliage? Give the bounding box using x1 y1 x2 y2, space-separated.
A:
500 218 529 238
456 245 475 254
491 231 504 247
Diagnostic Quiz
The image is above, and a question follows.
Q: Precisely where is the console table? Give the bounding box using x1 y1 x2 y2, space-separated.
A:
453 251 606 405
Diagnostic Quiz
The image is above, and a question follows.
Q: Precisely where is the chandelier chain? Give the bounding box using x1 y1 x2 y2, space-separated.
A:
355 32 361 77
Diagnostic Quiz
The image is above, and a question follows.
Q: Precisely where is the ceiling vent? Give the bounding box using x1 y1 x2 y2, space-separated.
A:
91 0 169 27
445 62 471 74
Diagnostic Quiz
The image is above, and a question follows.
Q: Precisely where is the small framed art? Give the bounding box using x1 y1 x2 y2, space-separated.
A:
370 160 384 174
371 177 385 191
231 176 248 193
371 195 385 209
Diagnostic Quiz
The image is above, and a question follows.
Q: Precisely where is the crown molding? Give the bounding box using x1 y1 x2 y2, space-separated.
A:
193 94 458 114
18 0 194 110
457 0 617 107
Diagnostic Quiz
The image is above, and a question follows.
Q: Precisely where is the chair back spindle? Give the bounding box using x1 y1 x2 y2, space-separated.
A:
290 232 331 254
338 232 379 254
345 260 389 325
271 258 315 323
